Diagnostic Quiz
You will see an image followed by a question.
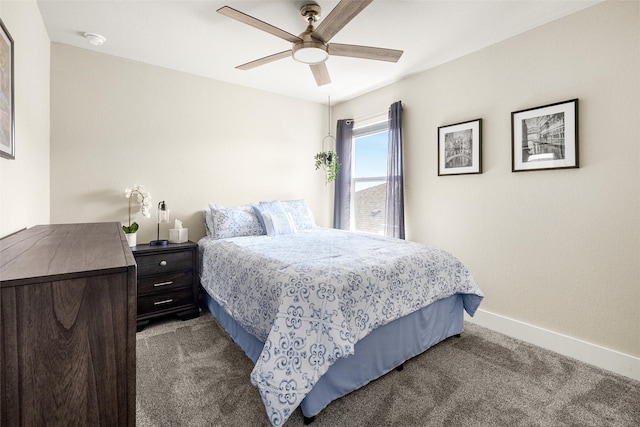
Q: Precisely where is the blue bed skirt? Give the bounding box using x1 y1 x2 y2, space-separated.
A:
203 291 465 418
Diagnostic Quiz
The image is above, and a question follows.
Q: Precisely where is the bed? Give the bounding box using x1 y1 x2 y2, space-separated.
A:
199 200 483 426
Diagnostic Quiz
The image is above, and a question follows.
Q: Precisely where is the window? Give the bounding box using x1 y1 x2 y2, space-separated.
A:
351 121 389 235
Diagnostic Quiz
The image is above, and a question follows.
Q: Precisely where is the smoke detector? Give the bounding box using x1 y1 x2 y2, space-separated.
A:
84 32 106 46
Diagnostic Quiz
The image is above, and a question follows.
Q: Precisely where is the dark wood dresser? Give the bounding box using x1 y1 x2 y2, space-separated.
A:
131 241 199 331
0 223 137 426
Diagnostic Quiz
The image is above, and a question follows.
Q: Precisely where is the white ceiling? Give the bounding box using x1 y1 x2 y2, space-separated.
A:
37 0 600 104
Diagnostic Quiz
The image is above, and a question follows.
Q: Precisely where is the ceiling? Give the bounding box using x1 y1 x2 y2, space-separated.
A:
37 0 600 104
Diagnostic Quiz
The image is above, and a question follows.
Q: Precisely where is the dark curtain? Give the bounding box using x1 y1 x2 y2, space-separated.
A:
385 101 405 239
333 119 353 230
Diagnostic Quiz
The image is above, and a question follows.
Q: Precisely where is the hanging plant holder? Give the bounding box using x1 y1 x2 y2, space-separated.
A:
314 150 340 184
315 96 340 184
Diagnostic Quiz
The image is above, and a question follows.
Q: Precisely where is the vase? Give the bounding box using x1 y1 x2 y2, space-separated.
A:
125 232 137 247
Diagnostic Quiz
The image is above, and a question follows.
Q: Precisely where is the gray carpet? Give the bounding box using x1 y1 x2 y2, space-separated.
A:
136 312 640 426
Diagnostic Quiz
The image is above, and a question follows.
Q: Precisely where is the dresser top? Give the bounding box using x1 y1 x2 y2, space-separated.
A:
1 222 136 287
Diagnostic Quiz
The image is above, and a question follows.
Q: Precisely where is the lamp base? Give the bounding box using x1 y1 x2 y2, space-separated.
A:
149 239 169 246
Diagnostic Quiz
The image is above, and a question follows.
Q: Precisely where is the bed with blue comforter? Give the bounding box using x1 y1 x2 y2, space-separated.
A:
199 200 483 426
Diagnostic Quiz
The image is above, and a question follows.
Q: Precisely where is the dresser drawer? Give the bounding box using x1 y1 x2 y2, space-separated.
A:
136 251 193 276
137 288 195 315
137 270 192 295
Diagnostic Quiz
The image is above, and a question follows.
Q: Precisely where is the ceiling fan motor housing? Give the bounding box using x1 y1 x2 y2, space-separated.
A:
300 4 322 22
293 4 328 64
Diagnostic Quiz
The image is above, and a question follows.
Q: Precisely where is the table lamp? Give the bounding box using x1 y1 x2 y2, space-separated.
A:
150 201 170 246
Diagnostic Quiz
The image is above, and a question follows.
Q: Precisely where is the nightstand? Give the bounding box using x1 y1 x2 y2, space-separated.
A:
132 241 199 331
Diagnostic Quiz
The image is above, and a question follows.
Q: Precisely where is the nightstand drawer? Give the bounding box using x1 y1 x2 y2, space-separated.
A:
137 288 195 315
132 241 199 331
136 251 193 276
137 271 192 295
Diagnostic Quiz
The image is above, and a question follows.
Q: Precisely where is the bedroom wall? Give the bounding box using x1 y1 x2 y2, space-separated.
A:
50 44 330 244
333 1 639 359
0 0 50 238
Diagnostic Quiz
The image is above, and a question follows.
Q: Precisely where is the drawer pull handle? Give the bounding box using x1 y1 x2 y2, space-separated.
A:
153 299 173 306
159 260 167 266
154 281 173 287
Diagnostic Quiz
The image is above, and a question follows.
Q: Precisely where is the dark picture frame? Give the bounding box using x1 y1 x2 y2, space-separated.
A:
438 118 482 176
0 18 14 160
511 99 578 172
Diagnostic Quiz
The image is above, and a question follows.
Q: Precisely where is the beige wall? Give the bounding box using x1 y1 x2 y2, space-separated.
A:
22 0 640 362
50 44 331 243
0 0 50 237
334 1 639 357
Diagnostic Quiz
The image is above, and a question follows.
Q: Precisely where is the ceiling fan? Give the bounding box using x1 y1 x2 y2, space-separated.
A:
217 0 403 86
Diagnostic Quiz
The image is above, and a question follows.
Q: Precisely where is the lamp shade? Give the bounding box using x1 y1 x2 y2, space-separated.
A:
150 201 170 246
157 200 170 223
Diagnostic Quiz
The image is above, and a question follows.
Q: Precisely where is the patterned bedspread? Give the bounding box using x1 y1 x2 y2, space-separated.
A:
199 228 483 426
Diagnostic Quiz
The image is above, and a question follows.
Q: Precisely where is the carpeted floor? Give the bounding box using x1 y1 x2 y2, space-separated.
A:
136 311 640 426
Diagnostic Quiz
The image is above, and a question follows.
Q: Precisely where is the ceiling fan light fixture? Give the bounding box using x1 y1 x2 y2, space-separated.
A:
292 42 328 64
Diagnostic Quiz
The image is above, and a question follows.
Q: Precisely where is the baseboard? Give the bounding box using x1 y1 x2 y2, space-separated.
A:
465 309 640 382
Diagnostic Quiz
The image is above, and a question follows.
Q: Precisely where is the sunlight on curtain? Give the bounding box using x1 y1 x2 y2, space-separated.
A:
385 101 405 239
333 119 353 229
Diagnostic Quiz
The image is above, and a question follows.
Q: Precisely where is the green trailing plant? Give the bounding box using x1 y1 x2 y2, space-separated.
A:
314 151 340 184
123 185 151 234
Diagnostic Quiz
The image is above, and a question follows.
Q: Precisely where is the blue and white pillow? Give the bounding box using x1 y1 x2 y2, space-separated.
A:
253 200 297 236
281 199 317 230
207 203 265 239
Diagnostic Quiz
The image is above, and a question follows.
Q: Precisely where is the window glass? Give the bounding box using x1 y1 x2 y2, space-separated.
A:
352 122 389 235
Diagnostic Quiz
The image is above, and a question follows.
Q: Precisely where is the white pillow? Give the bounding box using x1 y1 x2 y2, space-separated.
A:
281 199 317 230
252 200 297 236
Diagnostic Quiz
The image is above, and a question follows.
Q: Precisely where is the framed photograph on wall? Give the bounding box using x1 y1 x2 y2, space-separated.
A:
0 18 14 160
511 99 578 172
438 118 482 176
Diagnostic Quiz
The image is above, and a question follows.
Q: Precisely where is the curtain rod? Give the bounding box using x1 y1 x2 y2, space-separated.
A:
344 101 401 124
353 109 389 126
353 110 389 127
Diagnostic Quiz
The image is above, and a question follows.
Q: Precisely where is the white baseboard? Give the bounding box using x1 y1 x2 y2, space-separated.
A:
465 309 640 382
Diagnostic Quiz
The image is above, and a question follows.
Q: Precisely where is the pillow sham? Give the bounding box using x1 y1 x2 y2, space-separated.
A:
203 208 214 237
281 199 316 230
207 203 265 239
253 200 297 236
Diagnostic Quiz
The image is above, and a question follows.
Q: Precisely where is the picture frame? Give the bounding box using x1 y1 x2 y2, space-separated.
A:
511 99 578 172
438 118 482 176
0 18 14 160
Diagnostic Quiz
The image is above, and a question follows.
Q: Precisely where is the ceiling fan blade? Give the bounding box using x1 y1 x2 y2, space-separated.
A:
312 0 373 43
236 50 292 70
310 63 331 86
217 6 302 43
329 43 403 62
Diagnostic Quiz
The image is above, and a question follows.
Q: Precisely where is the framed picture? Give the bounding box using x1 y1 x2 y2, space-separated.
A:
511 99 578 172
0 18 14 160
438 118 482 175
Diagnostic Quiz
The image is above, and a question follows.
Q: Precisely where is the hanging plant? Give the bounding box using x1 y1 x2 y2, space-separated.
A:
314 150 340 184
